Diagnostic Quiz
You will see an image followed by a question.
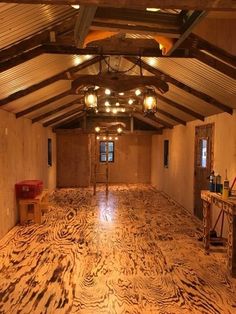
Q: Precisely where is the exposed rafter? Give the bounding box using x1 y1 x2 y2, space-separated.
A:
2 1 236 10
156 93 205 121
43 108 85 127
1 47 44 73
133 112 172 129
32 100 83 123
192 49 236 79
0 56 102 106
52 112 86 130
166 10 207 55
74 5 97 47
125 57 233 114
155 108 186 125
16 90 73 118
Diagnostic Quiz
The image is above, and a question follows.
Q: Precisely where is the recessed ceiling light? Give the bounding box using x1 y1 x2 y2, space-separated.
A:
71 5 80 9
146 8 160 12
105 88 111 95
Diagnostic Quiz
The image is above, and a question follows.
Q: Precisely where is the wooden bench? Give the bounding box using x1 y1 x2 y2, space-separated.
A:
18 189 49 224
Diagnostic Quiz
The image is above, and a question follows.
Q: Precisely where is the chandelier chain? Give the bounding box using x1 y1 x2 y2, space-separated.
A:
103 56 141 74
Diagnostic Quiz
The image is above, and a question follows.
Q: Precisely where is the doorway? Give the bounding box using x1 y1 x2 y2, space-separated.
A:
194 123 214 219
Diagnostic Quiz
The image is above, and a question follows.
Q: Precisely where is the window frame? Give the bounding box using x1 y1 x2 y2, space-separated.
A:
99 141 115 163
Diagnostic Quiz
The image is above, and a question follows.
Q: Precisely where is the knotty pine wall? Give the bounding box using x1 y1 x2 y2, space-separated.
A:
151 110 236 234
56 130 152 187
0 109 56 239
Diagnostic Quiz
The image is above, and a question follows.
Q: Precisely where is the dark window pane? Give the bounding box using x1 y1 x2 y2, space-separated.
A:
100 153 106 162
99 141 114 163
164 140 169 168
48 138 52 166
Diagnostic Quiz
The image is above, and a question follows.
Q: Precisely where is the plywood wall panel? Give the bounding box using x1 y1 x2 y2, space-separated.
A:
57 133 91 187
0 109 56 239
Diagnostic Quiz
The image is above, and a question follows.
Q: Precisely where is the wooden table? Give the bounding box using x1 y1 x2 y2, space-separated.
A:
201 190 236 277
18 190 48 224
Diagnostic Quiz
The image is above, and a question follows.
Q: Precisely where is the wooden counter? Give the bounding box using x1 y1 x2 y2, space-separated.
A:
201 190 236 277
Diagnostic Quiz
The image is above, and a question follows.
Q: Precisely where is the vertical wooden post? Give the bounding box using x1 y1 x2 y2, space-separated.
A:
106 138 109 197
130 115 134 133
93 134 97 195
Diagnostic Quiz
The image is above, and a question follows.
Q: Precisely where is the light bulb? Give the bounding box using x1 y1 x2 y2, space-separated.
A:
105 101 110 107
96 136 100 140
103 136 107 140
71 4 80 9
128 99 134 105
109 136 112 140
119 92 124 96
121 108 126 112
112 108 117 114
146 8 160 12
106 108 111 113
115 102 120 107
95 126 100 133
115 137 118 140
117 127 123 134
135 89 141 96
105 88 111 95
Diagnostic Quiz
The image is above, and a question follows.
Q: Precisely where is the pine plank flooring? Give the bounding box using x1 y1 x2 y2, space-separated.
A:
0 184 236 314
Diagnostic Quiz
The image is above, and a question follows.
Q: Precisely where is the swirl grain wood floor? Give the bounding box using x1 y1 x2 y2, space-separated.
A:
0 184 236 314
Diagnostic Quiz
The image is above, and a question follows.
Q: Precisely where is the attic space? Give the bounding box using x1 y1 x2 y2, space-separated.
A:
0 1 236 313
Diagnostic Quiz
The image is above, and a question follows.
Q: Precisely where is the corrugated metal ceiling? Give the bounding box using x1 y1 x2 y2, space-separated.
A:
0 4 76 49
143 57 236 108
3 80 72 113
0 54 94 99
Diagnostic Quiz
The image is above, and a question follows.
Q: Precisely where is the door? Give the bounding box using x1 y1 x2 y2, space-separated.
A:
194 124 214 219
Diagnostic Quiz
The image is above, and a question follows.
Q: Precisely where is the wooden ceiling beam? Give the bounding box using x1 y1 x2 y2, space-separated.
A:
192 49 236 80
155 108 186 125
0 16 76 62
0 56 102 106
43 107 85 127
156 93 205 121
1 46 44 73
184 34 236 68
126 57 233 114
52 112 86 130
91 21 180 38
132 112 171 129
16 90 73 118
32 99 83 123
166 10 207 55
74 5 97 48
43 43 191 57
94 7 180 28
2 1 236 10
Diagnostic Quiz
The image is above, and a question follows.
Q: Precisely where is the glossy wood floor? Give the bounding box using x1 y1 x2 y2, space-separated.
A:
0 184 236 314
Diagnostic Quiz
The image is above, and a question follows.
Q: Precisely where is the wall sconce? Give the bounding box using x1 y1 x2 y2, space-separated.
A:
84 89 97 109
143 89 157 114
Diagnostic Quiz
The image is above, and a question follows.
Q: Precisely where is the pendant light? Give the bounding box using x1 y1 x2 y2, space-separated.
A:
143 89 157 114
84 89 97 109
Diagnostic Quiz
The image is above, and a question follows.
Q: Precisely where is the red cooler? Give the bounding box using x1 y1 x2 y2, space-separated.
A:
15 180 43 199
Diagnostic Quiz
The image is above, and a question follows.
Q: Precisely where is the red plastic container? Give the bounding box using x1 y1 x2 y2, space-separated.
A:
15 180 43 199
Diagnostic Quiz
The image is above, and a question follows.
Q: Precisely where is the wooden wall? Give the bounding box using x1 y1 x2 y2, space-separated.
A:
96 134 152 184
151 110 236 234
56 131 152 187
0 109 56 239
57 132 91 187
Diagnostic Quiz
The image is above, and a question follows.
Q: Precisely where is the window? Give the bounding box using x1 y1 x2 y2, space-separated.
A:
198 138 208 168
99 141 114 162
164 140 169 168
48 138 52 166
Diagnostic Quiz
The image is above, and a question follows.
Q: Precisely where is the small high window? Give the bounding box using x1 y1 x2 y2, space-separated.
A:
100 141 114 162
198 138 208 168
164 140 169 168
48 138 52 166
